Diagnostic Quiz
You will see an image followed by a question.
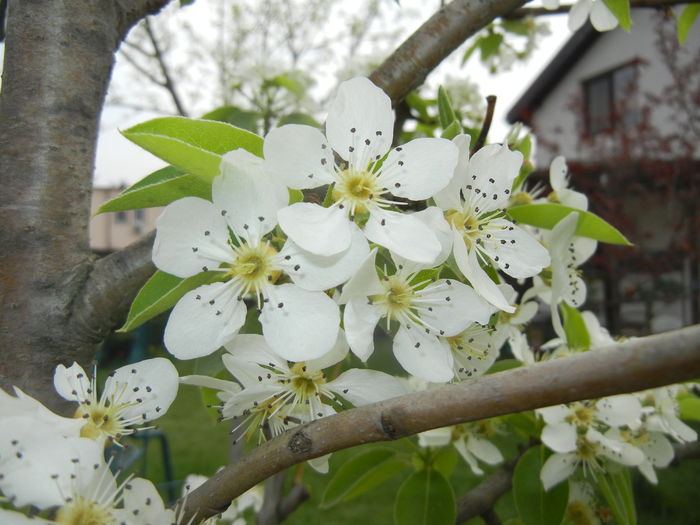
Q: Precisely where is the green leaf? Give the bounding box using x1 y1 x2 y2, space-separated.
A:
277 112 321 128
119 270 224 332
321 448 405 508
678 4 700 44
560 303 590 351
479 32 504 61
487 359 522 374
598 469 636 525
96 166 211 214
437 86 457 129
513 446 569 525
679 397 700 422
440 121 462 140
122 117 263 182
394 469 456 525
431 445 459 478
501 19 530 36
602 0 632 31
288 189 304 205
507 203 632 245
201 106 261 133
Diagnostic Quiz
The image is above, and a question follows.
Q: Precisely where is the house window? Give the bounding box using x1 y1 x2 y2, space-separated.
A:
583 63 639 134
115 211 128 224
134 209 145 221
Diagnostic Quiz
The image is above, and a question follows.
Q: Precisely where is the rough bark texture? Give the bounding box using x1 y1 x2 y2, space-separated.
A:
369 0 527 103
180 324 700 523
0 0 168 409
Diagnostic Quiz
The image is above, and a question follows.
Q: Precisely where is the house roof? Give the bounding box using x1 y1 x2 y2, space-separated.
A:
506 23 600 124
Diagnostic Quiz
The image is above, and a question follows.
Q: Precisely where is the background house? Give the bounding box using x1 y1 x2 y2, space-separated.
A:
508 8 700 335
90 187 162 254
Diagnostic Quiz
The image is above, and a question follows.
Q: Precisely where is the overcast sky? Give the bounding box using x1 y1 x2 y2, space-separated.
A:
0 1 570 189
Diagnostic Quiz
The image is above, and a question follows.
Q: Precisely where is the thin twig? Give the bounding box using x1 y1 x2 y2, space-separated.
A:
144 17 189 116
472 95 497 154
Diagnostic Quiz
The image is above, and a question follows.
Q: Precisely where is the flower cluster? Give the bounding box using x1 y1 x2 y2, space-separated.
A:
0 359 179 524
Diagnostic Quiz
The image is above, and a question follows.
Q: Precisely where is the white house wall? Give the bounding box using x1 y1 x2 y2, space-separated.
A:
531 9 699 168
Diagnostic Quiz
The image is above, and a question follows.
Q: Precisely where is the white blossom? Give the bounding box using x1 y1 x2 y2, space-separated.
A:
264 76 459 264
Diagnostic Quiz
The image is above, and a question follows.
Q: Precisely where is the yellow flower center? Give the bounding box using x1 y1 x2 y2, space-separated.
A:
445 209 482 249
333 168 383 214
74 403 127 441
566 403 596 430
228 242 280 294
55 497 116 525
371 275 415 321
509 191 534 206
289 362 326 396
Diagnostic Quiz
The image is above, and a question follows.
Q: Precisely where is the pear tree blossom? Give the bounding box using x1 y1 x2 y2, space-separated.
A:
153 149 369 362
339 248 494 382
542 0 619 32
264 77 459 264
181 333 407 443
419 420 504 475
433 135 550 313
53 358 179 444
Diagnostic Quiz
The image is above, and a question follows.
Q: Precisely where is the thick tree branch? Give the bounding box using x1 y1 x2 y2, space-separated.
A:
369 0 528 104
180 324 700 523
71 232 156 343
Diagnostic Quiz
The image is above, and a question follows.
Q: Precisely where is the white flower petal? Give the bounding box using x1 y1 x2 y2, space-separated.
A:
454 438 483 475
485 219 550 279
164 282 246 359
393 326 454 382
326 77 394 164
53 362 91 403
308 454 331 474
642 433 674 468
379 137 458 200
307 329 350 372
278 202 351 256
542 422 578 453
105 358 179 422
588 428 644 466
467 143 522 212
343 297 383 361
118 477 173 525
0 509 39 525
418 427 452 448
596 395 642 429
408 207 453 267
538 405 571 425
260 283 340 361
568 0 592 31
590 0 619 31
418 279 495 336
153 197 231 278
263 124 335 189
329 368 407 406
434 134 471 211
216 149 288 239
365 208 441 264
338 248 384 304
541 452 577 490
179 374 242 393
280 222 369 291
467 436 503 465
454 237 514 313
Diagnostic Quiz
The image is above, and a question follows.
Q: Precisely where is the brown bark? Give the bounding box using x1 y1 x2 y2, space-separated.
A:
180 324 700 523
0 0 168 409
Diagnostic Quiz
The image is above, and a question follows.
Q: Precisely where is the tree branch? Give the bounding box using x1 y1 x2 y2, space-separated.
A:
180 324 700 523
369 0 528 104
456 457 518 523
143 17 189 116
71 231 156 344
